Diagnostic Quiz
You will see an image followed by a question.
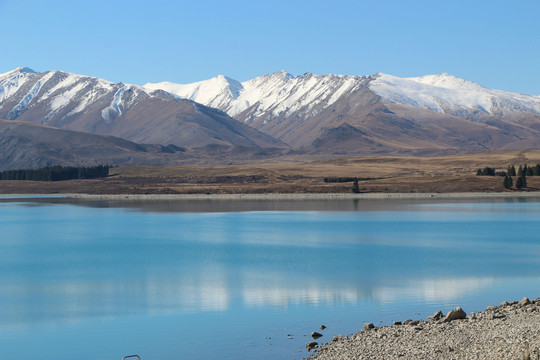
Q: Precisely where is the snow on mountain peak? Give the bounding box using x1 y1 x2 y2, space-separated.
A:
144 74 245 109
370 73 540 116
413 73 486 92
272 70 295 79
13 66 37 74
145 71 369 120
0 67 37 79
0 67 40 102
0 67 161 123
5 66 537 129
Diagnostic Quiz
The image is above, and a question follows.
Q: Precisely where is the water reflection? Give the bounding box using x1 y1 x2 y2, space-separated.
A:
373 277 495 304
6 196 540 214
2 198 540 360
2 262 536 327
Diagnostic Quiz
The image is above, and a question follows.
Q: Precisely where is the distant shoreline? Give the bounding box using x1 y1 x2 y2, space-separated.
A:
2 192 540 201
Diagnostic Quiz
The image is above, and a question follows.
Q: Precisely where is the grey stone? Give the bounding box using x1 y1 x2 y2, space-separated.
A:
444 306 467 322
428 310 444 322
320 324 326 330
311 331 323 339
331 335 343 342
306 341 318 351
308 298 540 359
364 323 375 330
519 297 531 306
393 321 402 326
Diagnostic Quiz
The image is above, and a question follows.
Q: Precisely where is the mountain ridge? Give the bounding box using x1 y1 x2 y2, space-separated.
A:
0 67 286 150
144 71 540 120
3 66 540 163
144 70 540 152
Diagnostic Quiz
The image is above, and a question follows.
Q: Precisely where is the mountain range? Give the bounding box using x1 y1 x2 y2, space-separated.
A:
0 67 284 150
1 66 540 169
145 71 540 152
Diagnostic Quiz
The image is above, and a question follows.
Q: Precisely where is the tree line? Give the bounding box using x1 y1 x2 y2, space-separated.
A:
324 177 375 183
476 164 540 177
323 176 376 193
476 164 539 191
0 165 110 181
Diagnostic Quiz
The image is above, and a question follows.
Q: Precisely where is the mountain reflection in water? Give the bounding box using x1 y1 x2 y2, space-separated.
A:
1 197 540 360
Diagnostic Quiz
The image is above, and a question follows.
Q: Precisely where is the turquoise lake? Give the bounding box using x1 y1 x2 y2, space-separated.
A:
1 197 540 359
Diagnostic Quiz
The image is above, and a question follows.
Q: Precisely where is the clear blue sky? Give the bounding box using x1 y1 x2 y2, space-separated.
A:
1 0 538 94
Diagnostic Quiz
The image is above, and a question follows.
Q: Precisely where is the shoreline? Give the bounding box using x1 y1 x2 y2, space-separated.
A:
308 298 540 359
2 191 540 201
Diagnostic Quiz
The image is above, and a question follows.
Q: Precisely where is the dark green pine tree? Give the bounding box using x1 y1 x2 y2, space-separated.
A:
503 175 513 189
516 176 525 191
508 165 517 176
517 165 523 176
352 179 360 193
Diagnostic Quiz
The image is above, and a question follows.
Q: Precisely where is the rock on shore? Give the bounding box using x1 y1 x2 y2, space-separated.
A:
308 298 540 359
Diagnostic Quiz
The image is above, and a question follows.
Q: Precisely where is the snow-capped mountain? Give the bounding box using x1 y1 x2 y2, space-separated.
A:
144 74 244 112
0 67 285 149
0 67 150 123
370 73 540 117
145 71 540 152
145 71 540 122
145 71 372 122
3 66 540 159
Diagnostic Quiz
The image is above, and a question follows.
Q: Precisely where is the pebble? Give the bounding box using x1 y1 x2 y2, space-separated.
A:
308 298 540 359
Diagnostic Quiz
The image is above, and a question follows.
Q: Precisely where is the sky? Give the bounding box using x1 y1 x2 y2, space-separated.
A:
1 0 539 94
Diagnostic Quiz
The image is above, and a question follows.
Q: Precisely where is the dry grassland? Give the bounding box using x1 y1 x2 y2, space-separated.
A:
2 150 540 195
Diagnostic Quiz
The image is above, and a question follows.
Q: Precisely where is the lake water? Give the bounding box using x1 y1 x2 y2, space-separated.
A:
1 197 540 360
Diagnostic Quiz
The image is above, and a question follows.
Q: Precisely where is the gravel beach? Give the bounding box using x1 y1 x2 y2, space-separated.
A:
64 191 540 200
307 298 540 359
2 192 540 202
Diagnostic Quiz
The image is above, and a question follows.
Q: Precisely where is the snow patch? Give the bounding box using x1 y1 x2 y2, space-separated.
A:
49 82 86 112
43 81 88 121
40 73 86 101
371 73 540 116
0 69 36 102
8 72 54 119
101 86 126 122
0 67 36 80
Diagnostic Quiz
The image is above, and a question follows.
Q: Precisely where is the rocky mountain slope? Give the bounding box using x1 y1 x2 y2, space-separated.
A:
0 119 191 170
2 66 540 165
0 67 285 150
146 71 540 153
